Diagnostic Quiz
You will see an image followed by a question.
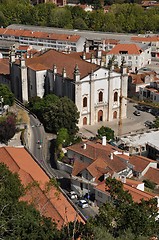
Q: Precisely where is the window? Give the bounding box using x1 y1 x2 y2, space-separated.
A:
128 56 132 60
98 91 103 102
83 97 87 107
114 92 118 102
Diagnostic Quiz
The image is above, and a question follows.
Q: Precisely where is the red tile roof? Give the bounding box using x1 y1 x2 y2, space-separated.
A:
25 49 100 79
130 72 157 85
70 141 128 180
2 28 81 42
96 179 156 203
0 58 9 75
144 167 159 185
131 36 159 43
108 44 142 55
0 146 84 228
128 155 156 173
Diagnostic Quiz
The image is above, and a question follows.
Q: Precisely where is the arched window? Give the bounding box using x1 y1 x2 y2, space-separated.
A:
83 97 87 107
98 91 103 102
83 117 87 125
98 110 103 122
114 92 118 102
113 111 117 119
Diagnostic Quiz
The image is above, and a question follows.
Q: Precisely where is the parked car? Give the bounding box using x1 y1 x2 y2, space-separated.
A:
133 110 141 116
78 199 89 209
144 120 154 128
68 191 78 200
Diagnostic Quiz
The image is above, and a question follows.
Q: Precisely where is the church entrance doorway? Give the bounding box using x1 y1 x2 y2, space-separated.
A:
98 110 103 122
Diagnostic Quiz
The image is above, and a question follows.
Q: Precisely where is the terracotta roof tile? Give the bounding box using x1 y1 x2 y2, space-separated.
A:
131 36 159 42
70 141 127 179
0 146 84 228
0 58 9 75
108 44 142 55
72 160 89 176
3 28 81 42
26 49 100 79
144 167 159 185
96 180 156 203
128 155 156 173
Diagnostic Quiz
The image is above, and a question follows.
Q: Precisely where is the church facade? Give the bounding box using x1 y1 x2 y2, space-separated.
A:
10 48 128 127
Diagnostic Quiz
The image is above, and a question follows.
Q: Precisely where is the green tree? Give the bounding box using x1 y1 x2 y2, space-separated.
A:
0 163 61 240
0 84 14 106
28 94 79 136
97 126 114 141
153 117 159 128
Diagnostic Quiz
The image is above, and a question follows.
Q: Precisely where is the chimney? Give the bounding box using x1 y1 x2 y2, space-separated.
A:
110 152 113 160
83 143 86 149
120 175 126 184
102 136 107 146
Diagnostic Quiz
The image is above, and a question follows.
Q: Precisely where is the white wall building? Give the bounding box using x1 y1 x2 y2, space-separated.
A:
10 48 128 127
139 80 159 103
105 43 151 72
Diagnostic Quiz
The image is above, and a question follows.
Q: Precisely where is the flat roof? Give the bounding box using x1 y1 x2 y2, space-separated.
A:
120 130 159 148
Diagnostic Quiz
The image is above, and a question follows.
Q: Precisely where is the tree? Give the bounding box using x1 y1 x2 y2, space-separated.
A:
93 178 159 238
97 126 114 141
28 94 79 136
153 117 159 128
0 163 61 240
0 113 17 144
0 84 14 106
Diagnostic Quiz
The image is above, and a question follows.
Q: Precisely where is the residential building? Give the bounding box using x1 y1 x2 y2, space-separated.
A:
131 35 159 60
31 0 67 7
95 178 159 207
105 43 151 72
67 138 132 196
0 28 85 52
139 80 159 103
146 142 159 161
67 138 158 196
10 48 128 127
143 167 159 188
128 70 158 97
0 146 85 228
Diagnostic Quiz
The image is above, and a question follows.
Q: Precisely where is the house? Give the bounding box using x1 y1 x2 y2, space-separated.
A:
127 155 157 178
0 146 85 228
67 137 159 196
105 43 151 72
143 167 159 188
139 80 159 103
10 48 128 127
95 178 159 207
67 138 132 196
0 27 85 52
131 35 159 60
128 71 158 97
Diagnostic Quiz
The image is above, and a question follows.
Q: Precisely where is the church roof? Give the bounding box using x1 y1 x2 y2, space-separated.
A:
26 49 100 79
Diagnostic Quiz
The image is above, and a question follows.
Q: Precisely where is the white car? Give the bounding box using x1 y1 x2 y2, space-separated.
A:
69 191 78 200
78 199 89 209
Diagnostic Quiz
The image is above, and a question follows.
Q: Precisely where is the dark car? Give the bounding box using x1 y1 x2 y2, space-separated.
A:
133 110 141 116
144 120 154 128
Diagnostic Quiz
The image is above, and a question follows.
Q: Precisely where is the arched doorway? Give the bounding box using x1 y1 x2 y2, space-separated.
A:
113 111 117 119
83 117 87 125
98 110 103 122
